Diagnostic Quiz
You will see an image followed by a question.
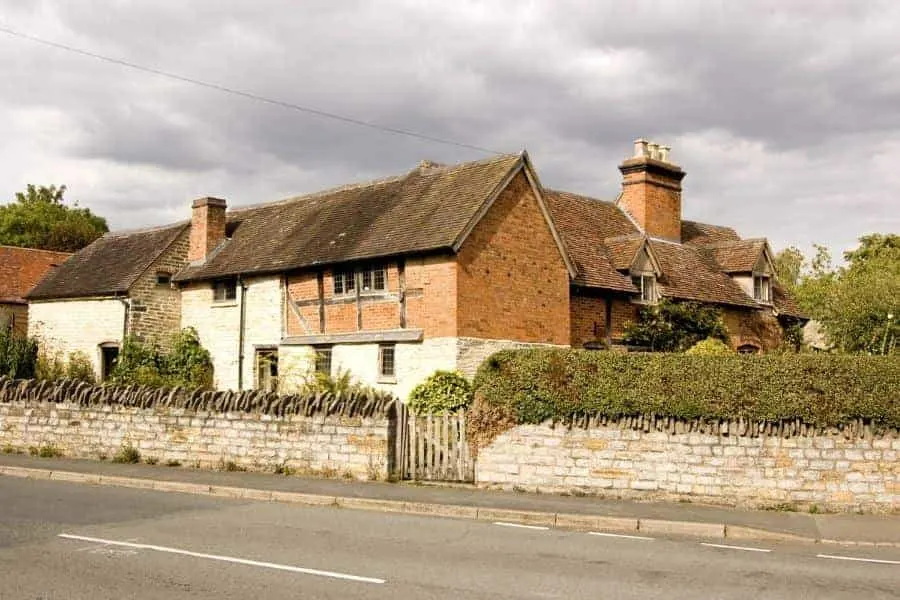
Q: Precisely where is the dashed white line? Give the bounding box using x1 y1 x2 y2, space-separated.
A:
816 554 900 566
58 534 385 584
588 532 655 541
701 543 771 553
493 522 550 531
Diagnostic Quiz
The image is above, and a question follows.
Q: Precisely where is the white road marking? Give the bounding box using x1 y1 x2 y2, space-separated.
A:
58 534 385 584
493 522 550 531
701 543 771 553
816 554 900 566
588 532 655 541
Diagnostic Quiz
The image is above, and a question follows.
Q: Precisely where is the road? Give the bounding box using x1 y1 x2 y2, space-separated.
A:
1 477 898 599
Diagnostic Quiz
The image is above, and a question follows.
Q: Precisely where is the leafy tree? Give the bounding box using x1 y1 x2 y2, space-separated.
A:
774 246 804 292
843 233 900 266
0 184 108 251
622 299 729 352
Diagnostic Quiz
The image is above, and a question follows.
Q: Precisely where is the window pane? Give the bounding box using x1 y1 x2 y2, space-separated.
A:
373 267 386 290
334 273 344 295
213 282 224 301
379 345 395 377
345 271 355 293
315 347 332 374
362 268 372 291
226 281 236 300
642 275 654 302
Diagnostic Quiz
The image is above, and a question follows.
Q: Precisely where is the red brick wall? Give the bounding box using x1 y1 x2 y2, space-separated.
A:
618 160 683 242
405 256 457 338
456 171 570 344
723 307 785 352
188 199 226 262
570 291 639 347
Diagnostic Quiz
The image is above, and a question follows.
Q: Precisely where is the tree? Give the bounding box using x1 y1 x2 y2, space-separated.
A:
0 184 108 252
774 246 804 292
843 233 900 265
622 299 729 352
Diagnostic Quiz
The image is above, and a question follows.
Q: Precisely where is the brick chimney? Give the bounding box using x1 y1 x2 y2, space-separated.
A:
189 197 227 263
617 139 686 242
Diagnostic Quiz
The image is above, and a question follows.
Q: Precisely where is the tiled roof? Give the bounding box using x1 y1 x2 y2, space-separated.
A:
543 191 636 292
649 240 759 308
27 223 188 300
703 239 767 273
603 236 646 271
772 281 805 318
175 154 524 282
0 246 72 304
681 220 741 246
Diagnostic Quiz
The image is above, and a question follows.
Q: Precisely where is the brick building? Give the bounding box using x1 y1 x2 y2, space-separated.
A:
27 141 804 392
0 246 71 337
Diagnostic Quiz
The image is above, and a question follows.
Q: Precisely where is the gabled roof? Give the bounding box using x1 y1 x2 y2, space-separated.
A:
175 153 573 282
27 223 188 300
545 189 791 311
0 246 72 304
703 239 769 273
543 190 636 292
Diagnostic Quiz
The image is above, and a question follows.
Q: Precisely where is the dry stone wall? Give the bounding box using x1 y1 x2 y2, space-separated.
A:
0 377 394 479
477 418 900 513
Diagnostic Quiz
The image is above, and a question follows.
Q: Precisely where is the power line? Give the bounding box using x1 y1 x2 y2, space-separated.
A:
0 24 501 155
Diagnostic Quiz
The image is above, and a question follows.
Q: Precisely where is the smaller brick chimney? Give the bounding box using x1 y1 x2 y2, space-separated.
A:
189 197 227 263
617 139 686 242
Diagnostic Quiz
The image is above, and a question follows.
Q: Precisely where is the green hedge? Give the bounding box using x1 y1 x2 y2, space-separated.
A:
472 349 900 429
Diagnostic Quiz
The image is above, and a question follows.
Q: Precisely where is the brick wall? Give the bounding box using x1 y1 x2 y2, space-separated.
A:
28 299 126 377
405 255 457 337
0 401 389 479
456 171 570 344
477 421 900 513
723 307 785 351
0 304 27 337
128 228 190 346
618 158 684 242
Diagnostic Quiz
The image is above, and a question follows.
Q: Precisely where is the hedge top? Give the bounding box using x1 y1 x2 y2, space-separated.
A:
472 349 900 429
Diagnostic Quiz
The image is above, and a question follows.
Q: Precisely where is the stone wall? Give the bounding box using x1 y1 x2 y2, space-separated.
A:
128 228 189 346
477 420 900 513
0 377 396 480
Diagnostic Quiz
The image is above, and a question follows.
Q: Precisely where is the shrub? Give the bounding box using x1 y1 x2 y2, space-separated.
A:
37 443 63 458
622 299 729 352
110 328 213 389
112 443 141 464
35 350 66 381
472 348 900 430
685 338 733 356
407 371 473 414
65 351 96 383
300 369 374 396
0 328 38 378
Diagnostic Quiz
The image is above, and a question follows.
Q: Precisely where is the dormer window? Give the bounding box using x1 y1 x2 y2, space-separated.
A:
753 274 771 303
632 274 657 303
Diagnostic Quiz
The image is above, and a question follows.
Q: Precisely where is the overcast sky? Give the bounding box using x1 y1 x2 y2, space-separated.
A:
2 1 898 260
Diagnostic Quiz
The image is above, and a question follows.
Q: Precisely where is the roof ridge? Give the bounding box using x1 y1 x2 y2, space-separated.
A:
0 245 73 256
230 153 522 215
700 237 767 249
103 220 189 238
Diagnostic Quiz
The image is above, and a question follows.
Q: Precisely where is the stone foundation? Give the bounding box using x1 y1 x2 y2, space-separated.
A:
477 421 900 513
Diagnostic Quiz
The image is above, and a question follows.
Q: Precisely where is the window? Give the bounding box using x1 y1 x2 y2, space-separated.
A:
738 344 760 355
100 345 119 381
256 349 278 392
156 271 172 286
631 274 657 303
361 265 387 293
333 265 387 296
314 346 333 375
378 344 395 380
753 275 771 303
333 270 356 296
213 278 237 303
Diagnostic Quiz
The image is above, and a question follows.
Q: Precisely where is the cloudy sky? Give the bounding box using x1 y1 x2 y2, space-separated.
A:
1 1 898 259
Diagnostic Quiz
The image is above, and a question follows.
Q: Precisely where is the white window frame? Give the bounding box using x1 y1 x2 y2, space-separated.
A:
378 344 396 382
631 273 657 304
212 278 237 303
753 274 771 303
333 264 387 296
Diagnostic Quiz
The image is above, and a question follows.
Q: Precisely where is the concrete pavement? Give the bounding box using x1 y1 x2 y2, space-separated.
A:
2 476 899 599
1 454 898 546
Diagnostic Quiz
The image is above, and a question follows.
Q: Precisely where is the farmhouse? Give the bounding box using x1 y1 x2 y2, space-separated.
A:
27 141 805 394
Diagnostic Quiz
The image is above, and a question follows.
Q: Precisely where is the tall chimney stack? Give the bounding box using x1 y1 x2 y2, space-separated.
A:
188 197 227 263
617 139 685 242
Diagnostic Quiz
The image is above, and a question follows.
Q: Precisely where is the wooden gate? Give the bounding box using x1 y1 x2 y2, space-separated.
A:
395 406 474 482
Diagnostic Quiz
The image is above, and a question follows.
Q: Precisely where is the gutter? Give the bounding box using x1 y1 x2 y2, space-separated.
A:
237 276 248 390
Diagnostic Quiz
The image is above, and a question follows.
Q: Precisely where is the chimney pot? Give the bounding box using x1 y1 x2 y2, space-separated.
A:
648 142 660 160
659 145 671 162
633 138 649 158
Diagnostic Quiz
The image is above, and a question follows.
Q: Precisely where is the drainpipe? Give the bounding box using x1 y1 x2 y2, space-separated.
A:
237 276 248 390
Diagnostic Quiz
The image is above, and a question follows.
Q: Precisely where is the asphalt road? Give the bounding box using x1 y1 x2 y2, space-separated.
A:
1 477 898 599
